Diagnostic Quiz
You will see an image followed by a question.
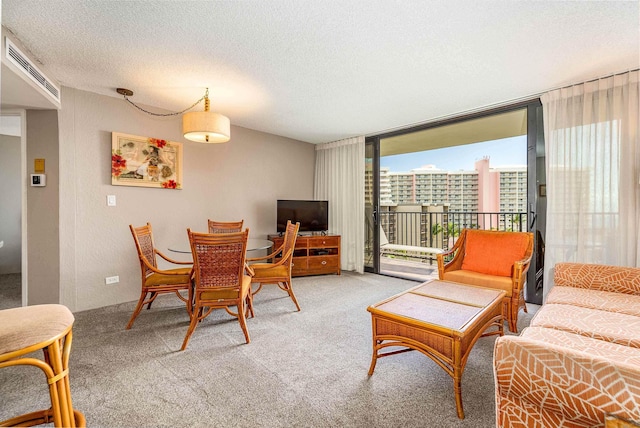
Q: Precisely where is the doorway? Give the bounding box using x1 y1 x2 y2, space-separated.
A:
0 112 26 309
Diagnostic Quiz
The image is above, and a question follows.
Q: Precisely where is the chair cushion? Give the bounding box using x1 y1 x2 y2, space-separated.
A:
461 230 530 277
546 286 640 317
0 304 74 356
144 268 191 287
200 275 251 301
443 270 513 297
251 264 289 280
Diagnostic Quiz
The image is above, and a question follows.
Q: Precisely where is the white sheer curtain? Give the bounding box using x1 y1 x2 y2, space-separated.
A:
541 70 639 297
314 136 365 273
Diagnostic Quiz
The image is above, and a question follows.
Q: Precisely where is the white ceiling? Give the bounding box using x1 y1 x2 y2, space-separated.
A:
1 0 638 144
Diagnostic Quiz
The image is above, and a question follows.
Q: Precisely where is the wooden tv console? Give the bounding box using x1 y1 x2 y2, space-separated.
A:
268 234 341 277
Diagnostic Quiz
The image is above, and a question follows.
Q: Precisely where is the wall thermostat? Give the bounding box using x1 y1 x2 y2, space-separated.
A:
30 174 46 187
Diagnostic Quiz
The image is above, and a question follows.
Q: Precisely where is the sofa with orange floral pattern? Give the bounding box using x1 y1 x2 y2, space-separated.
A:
493 262 640 427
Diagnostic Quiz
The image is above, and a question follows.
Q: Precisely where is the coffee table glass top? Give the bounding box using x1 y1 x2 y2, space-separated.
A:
369 280 505 332
375 293 483 331
411 280 505 308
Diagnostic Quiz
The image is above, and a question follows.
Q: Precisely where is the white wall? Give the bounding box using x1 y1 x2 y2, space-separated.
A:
57 87 315 311
0 134 21 274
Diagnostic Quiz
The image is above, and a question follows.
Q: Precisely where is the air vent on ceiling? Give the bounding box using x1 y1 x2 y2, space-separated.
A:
5 38 60 103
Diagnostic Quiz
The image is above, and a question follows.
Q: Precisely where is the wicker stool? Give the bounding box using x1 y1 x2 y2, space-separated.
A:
0 304 85 427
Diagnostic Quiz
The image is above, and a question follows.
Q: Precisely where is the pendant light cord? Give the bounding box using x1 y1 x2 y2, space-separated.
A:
120 88 208 117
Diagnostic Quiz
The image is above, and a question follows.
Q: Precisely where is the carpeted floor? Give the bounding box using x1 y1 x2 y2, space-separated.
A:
0 273 21 310
0 272 534 427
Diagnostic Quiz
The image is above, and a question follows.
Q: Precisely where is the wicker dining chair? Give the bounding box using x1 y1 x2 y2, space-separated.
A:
126 223 193 330
247 221 301 311
181 228 254 350
207 219 244 233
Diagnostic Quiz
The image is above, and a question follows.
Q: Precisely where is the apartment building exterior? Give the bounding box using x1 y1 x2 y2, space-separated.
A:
367 156 528 256
375 157 528 251
384 158 526 214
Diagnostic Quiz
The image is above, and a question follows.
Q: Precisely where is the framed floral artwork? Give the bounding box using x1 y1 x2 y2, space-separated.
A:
111 132 183 189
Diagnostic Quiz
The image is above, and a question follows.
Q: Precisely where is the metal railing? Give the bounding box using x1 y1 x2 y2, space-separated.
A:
379 210 528 254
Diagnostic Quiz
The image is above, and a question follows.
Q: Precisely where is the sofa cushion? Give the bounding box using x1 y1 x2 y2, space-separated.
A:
442 270 513 297
494 334 640 426
546 286 640 317
530 303 640 348
554 262 640 295
521 326 640 365
461 230 530 277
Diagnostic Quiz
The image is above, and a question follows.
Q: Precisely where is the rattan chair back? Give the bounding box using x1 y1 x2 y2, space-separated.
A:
189 229 249 292
281 220 301 268
207 219 244 234
182 228 252 349
130 223 158 277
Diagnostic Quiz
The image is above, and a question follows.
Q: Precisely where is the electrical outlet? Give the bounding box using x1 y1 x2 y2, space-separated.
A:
105 276 119 285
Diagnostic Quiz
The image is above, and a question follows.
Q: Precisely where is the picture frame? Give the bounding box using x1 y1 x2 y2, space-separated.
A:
111 132 183 189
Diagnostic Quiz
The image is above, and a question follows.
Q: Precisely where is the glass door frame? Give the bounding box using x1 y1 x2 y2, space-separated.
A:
365 136 380 273
365 99 544 304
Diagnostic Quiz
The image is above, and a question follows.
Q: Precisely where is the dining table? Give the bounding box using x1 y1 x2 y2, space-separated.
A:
168 238 274 254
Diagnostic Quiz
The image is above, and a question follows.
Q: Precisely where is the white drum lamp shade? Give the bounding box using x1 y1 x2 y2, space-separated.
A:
182 111 230 143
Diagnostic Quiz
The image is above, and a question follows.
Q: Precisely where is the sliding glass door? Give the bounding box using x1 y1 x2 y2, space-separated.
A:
365 101 545 304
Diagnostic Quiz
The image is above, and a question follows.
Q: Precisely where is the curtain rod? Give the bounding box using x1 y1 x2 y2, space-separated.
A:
546 68 639 93
369 68 639 138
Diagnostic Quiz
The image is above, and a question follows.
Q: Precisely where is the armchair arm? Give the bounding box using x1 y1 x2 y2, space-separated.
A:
438 248 457 258
262 249 294 268
248 249 294 269
512 254 533 290
140 254 192 276
155 249 193 265
437 230 467 279
244 263 255 277
246 243 285 262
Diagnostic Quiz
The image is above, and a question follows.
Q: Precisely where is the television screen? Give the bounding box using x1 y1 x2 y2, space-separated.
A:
277 200 328 233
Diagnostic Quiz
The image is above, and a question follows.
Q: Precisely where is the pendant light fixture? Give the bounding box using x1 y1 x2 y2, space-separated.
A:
116 88 230 143
182 88 230 143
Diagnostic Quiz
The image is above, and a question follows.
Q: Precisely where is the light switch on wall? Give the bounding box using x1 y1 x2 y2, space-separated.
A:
107 195 116 206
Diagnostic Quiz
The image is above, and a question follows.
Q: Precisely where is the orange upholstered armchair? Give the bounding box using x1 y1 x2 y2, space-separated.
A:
437 229 534 333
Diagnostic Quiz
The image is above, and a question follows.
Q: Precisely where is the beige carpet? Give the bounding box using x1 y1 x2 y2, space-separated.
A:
0 272 533 427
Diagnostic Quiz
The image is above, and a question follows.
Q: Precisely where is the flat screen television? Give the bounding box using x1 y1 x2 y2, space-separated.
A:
277 200 328 233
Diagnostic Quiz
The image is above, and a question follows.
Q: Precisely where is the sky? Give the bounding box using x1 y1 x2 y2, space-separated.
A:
381 135 527 172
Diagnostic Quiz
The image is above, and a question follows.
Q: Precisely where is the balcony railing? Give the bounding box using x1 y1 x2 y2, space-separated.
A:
377 211 528 258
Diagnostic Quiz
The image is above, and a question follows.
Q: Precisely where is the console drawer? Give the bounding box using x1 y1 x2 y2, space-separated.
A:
308 236 340 248
308 255 339 271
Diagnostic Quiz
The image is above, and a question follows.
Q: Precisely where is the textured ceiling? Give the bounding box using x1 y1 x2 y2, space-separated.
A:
1 0 638 144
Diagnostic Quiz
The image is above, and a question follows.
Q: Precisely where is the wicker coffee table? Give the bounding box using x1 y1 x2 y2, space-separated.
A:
367 279 505 419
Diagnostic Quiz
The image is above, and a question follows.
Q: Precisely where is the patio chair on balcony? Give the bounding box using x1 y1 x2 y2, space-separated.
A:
379 226 443 264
